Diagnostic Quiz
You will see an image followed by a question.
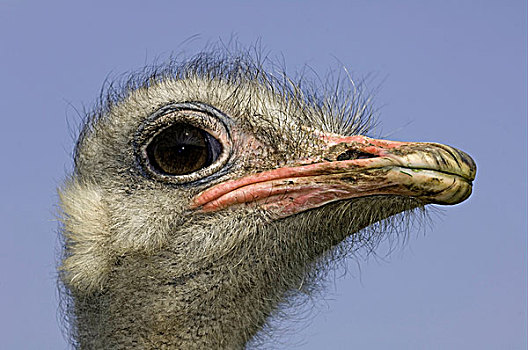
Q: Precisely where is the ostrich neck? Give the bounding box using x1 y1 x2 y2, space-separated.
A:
71 199 420 349
73 249 304 349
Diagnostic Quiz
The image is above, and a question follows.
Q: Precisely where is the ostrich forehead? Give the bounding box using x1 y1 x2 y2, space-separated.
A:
110 77 301 129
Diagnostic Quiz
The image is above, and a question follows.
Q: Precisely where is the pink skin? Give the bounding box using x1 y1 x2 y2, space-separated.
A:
191 133 475 219
318 133 406 149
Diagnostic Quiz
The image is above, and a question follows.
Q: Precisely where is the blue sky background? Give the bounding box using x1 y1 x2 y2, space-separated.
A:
0 1 526 349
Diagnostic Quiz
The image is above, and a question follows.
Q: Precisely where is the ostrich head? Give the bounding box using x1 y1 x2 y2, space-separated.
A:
58 50 476 349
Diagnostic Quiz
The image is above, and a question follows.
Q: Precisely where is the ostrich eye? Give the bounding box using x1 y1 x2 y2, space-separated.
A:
146 123 222 175
136 103 232 184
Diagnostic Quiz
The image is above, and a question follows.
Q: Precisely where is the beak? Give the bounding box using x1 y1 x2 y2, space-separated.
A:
192 134 476 218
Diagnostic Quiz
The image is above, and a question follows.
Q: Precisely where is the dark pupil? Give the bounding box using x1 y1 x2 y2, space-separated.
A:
146 123 220 175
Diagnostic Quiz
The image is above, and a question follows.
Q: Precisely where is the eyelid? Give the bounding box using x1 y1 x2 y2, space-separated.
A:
134 103 233 185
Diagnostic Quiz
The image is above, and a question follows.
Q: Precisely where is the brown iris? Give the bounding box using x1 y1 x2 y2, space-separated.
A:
146 123 222 175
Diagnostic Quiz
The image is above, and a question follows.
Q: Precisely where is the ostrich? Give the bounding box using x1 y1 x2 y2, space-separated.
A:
58 49 476 349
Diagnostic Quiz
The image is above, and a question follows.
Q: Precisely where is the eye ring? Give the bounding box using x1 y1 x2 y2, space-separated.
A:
134 102 232 185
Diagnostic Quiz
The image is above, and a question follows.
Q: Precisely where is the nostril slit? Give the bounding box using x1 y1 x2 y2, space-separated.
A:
336 150 377 161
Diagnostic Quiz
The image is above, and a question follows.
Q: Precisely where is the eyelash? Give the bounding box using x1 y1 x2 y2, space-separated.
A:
134 103 233 185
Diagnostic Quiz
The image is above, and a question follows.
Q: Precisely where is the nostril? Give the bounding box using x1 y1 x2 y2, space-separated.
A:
336 150 377 161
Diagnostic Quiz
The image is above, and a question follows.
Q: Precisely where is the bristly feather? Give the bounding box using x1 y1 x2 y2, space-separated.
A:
73 44 376 170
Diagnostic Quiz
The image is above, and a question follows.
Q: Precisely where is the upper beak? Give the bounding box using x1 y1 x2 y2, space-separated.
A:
192 134 476 218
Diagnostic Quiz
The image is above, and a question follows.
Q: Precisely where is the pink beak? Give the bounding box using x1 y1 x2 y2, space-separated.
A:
192 134 476 218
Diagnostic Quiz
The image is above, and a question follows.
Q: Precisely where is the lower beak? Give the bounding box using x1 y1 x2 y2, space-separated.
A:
192 134 476 218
